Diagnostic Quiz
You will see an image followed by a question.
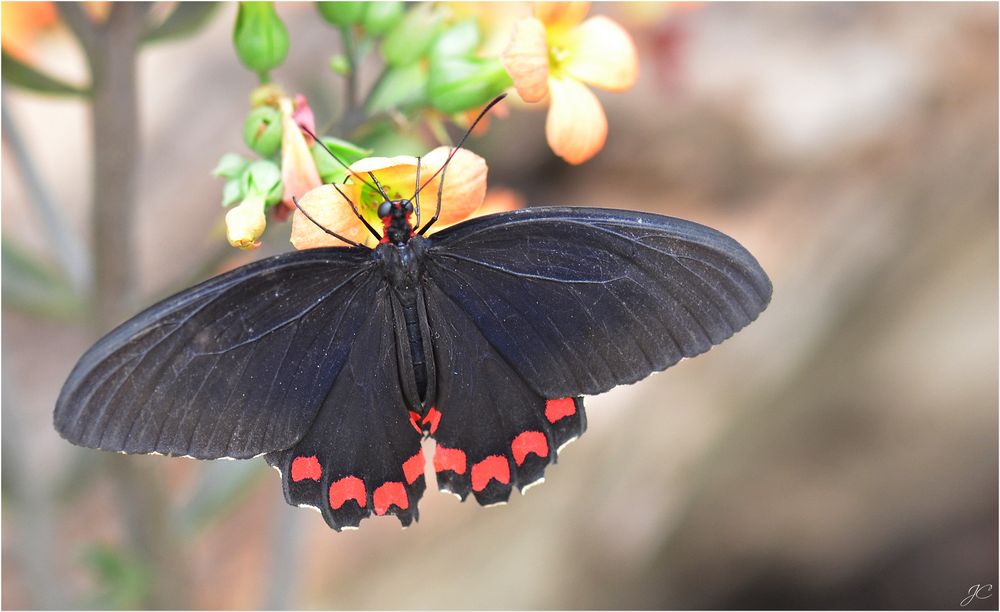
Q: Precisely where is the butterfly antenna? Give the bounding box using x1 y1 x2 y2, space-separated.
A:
367 171 393 204
415 93 505 235
298 124 382 240
299 123 381 194
292 196 363 247
330 182 381 240
414 156 422 228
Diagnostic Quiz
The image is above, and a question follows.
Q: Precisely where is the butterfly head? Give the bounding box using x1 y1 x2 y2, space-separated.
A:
378 199 415 245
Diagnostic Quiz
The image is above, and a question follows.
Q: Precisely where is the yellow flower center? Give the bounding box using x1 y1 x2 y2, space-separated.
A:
548 44 572 76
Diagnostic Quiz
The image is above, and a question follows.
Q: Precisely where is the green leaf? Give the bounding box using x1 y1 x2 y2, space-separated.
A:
381 3 446 67
312 137 371 184
233 2 290 81
427 57 512 114
1 50 89 97
316 1 367 27
143 2 220 44
81 544 151 610
222 178 244 207
358 124 426 157
430 18 481 61
361 1 404 35
1 238 85 322
212 153 249 179
365 62 428 114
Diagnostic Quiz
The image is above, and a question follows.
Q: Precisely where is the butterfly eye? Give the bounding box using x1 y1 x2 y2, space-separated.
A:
377 201 393 218
403 200 414 213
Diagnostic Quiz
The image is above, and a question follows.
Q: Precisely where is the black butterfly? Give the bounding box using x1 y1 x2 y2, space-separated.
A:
54 99 772 531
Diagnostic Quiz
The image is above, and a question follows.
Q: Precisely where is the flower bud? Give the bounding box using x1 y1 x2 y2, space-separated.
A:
361 1 404 35
242 106 282 157
249 82 286 108
316 1 366 27
233 2 289 80
226 194 267 250
329 54 351 76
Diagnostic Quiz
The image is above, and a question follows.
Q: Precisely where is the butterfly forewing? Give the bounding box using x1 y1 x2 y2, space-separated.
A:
54 247 379 459
424 207 772 399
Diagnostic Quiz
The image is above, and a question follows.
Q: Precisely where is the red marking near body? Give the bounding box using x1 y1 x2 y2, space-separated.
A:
545 397 576 423
403 451 425 484
511 431 549 465
471 455 511 492
379 214 391 244
373 481 408 515
328 476 366 510
434 446 467 474
422 407 441 434
290 455 322 481
408 410 422 433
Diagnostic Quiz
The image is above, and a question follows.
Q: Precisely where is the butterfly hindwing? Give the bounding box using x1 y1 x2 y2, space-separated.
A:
425 206 772 399
423 281 587 505
265 287 426 530
54 248 381 460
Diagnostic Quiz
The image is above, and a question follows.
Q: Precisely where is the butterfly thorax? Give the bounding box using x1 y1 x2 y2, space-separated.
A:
375 235 429 290
375 236 434 405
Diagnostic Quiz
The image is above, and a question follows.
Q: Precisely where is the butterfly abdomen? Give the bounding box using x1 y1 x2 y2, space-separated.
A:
400 291 428 400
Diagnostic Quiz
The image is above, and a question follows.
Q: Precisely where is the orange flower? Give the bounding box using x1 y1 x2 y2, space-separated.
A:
501 2 638 164
291 147 488 250
1 1 57 59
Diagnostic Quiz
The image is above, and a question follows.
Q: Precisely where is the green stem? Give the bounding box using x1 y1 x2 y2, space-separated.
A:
339 24 358 113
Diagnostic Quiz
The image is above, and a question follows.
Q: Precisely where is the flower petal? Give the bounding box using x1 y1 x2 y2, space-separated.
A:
534 2 590 32
545 77 607 165
416 147 488 227
280 97 322 212
290 184 371 249
501 16 549 103
563 16 639 92
473 187 525 218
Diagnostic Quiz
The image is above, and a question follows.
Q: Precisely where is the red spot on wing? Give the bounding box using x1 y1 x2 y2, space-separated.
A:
434 446 467 474
373 481 408 515
290 455 322 481
471 455 511 492
409 410 422 433
511 431 549 466
545 397 576 423
328 476 366 510
422 407 441 434
403 451 425 484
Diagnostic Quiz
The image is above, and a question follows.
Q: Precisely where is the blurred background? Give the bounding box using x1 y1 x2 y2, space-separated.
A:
2 2 997 609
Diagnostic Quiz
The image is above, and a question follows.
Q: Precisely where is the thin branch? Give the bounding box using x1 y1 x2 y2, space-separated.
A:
1 95 92 293
56 3 99 58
